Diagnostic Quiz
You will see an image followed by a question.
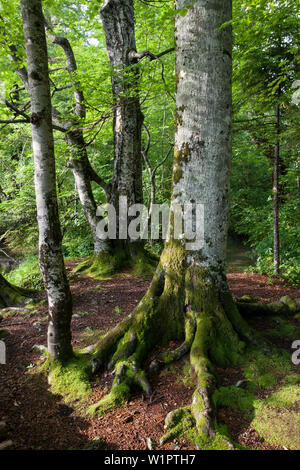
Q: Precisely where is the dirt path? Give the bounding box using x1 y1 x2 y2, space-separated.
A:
0 262 299 450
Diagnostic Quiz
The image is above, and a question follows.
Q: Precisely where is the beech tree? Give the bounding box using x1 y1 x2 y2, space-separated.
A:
87 0 268 445
20 0 73 362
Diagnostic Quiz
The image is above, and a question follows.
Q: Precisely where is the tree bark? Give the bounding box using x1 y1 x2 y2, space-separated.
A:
100 0 144 238
20 0 73 362
273 103 280 275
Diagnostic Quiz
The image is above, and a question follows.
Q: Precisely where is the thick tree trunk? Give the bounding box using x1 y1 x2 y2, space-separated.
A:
20 0 73 362
273 103 280 275
100 0 144 241
88 1 268 449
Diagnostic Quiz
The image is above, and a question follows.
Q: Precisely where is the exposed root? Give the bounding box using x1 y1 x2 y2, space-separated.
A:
190 314 216 437
237 295 300 318
86 246 286 447
160 406 195 445
90 314 135 373
149 311 196 373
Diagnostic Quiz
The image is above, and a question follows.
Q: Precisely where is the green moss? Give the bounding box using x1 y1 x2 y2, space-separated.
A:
191 428 233 451
160 407 195 445
179 360 194 387
40 355 92 403
7 255 43 290
213 386 255 415
243 347 291 389
74 247 157 280
80 250 129 279
78 329 104 351
172 143 190 185
211 353 300 450
161 406 233 450
263 384 300 408
284 373 300 385
252 386 300 450
265 316 300 339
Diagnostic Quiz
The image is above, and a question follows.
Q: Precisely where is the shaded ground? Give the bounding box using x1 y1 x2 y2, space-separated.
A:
0 257 299 450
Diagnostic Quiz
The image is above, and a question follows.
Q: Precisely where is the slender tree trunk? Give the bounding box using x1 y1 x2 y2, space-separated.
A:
100 0 144 245
273 103 280 275
66 131 110 254
20 0 73 362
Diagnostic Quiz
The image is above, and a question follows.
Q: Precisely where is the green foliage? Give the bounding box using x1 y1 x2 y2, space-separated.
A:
7 255 43 290
0 0 298 286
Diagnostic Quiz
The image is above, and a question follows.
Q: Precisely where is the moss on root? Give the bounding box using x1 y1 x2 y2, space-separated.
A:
82 242 299 449
73 245 158 280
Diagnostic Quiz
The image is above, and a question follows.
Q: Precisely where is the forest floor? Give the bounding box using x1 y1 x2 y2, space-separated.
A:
0 259 300 450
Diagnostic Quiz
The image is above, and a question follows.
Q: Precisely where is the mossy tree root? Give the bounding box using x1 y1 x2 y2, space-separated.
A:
87 257 271 446
0 273 30 308
74 244 158 279
149 311 196 373
236 295 300 318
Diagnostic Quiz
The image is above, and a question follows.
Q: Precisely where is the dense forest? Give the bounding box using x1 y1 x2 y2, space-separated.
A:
0 0 299 453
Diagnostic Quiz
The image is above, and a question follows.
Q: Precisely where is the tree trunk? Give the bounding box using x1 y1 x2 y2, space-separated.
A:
66 131 110 254
273 103 280 275
20 0 73 362
100 0 144 240
88 1 268 448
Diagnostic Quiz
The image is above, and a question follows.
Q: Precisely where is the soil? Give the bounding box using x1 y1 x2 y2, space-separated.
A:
0 261 299 450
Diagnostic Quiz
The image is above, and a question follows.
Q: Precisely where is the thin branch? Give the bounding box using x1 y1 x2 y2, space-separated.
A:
129 47 174 62
153 143 173 176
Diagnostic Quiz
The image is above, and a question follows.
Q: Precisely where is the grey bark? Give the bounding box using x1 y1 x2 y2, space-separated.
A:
100 0 144 230
20 0 72 361
174 0 232 290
